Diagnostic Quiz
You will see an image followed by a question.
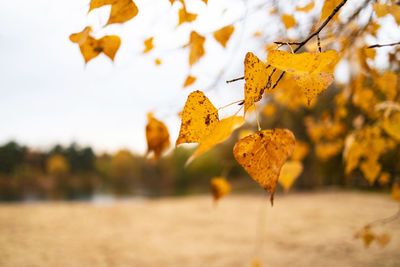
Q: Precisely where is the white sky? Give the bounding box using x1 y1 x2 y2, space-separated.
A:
0 0 398 154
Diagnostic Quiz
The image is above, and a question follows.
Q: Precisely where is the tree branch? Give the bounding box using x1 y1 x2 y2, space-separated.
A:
368 41 400 48
272 0 348 89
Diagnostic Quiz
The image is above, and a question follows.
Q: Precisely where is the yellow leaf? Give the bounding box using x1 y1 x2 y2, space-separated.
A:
392 184 400 203
378 172 390 185
233 129 295 204
146 113 170 161
362 230 375 247
89 0 138 25
238 129 254 140
244 52 272 114
143 37 154 54
320 0 342 22
188 31 205 66
178 5 197 26
155 58 162 65
183 75 196 87
376 233 391 248
268 50 339 104
296 2 315 12
262 103 276 117
360 158 381 185
315 140 343 162
188 115 244 163
290 140 309 161
210 177 231 202
213 25 234 48
382 112 400 141
70 27 121 63
375 72 398 101
373 3 400 25
176 90 219 146
281 14 296 29
278 161 303 192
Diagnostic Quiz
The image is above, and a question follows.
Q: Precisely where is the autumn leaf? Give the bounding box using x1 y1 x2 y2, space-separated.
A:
360 158 381 185
315 140 343 161
89 0 139 25
176 91 219 146
290 140 309 161
320 0 342 22
187 115 244 163
244 52 271 114
373 3 400 25
376 233 391 248
375 72 397 101
146 112 170 161
210 177 231 202
296 2 315 12
381 112 400 141
278 161 303 192
183 75 196 87
233 129 295 204
213 25 234 48
281 14 296 29
155 58 162 65
362 230 375 248
267 50 339 104
70 27 121 63
178 4 197 26
188 31 205 66
143 37 154 54
262 103 276 117
378 172 390 185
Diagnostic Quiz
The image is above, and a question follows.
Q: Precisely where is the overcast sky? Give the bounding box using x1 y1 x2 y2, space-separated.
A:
0 0 398 154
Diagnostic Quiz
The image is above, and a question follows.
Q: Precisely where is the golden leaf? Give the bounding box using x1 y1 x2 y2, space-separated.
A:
375 72 398 101
268 50 339 104
183 75 196 87
155 58 162 65
262 103 276 117
382 112 400 141
146 113 170 161
362 230 375 247
213 25 234 48
244 52 271 114
278 161 303 192
176 90 219 146
281 14 296 29
296 2 315 12
376 233 391 248
378 172 390 185
360 158 381 185
373 3 400 25
188 115 244 163
178 5 197 26
290 140 309 161
188 31 205 66
233 129 295 204
392 184 400 203
89 0 138 25
315 140 343 162
70 27 121 63
210 177 231 202
143 37 154 54
320 0 342 22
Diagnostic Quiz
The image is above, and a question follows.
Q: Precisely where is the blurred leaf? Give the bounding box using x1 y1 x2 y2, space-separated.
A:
213 25 234 48
210 177 231 202
278 160 303 192
188 31 205 66
281 14 296 29
146 112 170 161
143 37 154 53
89 0 138 25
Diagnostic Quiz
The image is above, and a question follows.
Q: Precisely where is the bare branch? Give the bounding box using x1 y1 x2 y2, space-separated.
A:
368 41 400 48
226 76 244 83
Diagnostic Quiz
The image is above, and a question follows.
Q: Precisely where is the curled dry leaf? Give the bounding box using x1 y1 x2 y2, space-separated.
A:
210 177 231 202
213 25 234 48
278 160 303 192
233 129 295 204
267 50 339 105
145 113 170 161
89 0 138 25
188 31 205 66
70 27 121 63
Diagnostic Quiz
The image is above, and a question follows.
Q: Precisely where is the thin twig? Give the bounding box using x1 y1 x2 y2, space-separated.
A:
274 41 302 45
367 209 400 228
271 0 348 89
368 41 400 48
226 76 244 83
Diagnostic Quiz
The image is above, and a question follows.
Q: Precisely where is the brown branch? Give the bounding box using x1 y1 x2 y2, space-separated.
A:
226 76 244 83
368 41 400 48
274 41 302 45
271 0 348 89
